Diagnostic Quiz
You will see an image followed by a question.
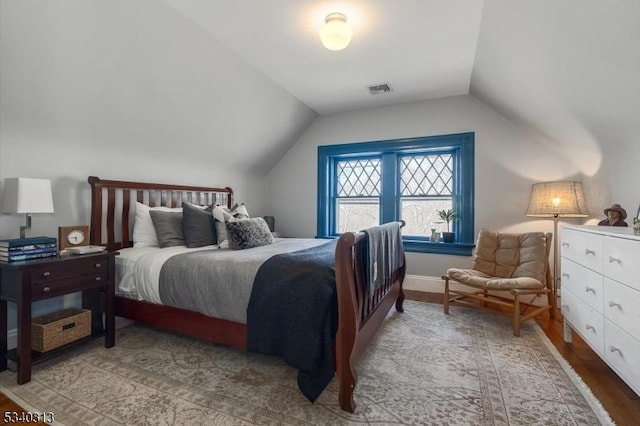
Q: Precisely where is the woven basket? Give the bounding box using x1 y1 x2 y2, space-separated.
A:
31 308 91 352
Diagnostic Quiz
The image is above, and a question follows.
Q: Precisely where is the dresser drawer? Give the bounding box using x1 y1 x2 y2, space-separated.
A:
604 320 640 396
604 278 640 342
29 257 108 284
561 258 604 313
603 236 640 291
562 288 604 355
561 228 603 273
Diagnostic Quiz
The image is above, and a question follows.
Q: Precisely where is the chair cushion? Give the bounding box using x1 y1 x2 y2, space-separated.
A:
446 268 545 290
472 230 547 284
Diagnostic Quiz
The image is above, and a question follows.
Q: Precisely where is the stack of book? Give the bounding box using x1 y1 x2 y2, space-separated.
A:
0 236 58 262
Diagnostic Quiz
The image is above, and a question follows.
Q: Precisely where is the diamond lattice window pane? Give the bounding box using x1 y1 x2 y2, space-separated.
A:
400 154 453 196
337 159 381 197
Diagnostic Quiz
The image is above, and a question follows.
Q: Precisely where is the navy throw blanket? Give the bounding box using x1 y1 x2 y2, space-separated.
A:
247 239 338 402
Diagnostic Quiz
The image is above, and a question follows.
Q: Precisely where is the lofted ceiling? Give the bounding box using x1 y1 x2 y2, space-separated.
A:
161 0 638 163
164 0 484 115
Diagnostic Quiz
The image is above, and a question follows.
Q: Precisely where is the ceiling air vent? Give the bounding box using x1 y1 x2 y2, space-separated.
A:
367 83 393 95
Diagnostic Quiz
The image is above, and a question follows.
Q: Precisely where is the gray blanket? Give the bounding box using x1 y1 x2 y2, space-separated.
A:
158 239 327 324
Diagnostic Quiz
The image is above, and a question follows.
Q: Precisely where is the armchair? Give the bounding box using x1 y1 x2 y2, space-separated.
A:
442 229 553 336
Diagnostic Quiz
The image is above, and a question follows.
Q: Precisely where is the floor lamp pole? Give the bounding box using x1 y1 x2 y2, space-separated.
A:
553 214 559 313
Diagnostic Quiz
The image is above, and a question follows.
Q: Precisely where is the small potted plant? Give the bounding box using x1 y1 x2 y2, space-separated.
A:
436 208 457 243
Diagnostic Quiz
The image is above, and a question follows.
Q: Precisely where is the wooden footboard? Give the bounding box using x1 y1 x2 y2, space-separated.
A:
88 176 406 413
334 226 406 412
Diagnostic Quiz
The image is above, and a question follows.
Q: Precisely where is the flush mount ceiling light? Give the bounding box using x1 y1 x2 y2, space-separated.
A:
319 13 352 51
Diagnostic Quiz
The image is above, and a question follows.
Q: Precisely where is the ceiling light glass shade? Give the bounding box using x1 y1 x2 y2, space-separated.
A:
319 13 352 51
525 181 588 217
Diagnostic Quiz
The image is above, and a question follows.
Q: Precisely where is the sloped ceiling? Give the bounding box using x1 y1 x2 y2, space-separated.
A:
162 0 638 179
164 0 484 114
3 1 637 177
471 0 640 177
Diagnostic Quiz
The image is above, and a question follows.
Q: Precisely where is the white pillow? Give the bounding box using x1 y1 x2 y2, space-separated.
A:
133 202 183 248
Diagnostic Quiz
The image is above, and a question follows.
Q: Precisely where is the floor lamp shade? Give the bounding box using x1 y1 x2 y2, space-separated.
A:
526 181 588 218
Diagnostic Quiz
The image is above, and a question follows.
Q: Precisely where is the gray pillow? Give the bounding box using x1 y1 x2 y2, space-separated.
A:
149 210 184 248
182 203 216 248
225 217 274 250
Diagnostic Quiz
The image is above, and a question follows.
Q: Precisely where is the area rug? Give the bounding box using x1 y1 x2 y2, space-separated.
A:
0 301 613 425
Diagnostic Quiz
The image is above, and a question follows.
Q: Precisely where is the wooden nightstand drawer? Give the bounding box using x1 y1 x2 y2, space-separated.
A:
30 257 108 284
32 272 108 299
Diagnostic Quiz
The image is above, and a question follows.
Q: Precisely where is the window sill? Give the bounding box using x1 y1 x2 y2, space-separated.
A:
315 235 474 256
403 239 474 256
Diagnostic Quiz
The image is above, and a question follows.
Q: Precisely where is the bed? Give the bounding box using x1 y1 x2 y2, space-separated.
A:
87 176 406 412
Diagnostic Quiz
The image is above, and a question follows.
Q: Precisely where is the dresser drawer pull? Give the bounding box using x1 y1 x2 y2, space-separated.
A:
608 256 622 264
561 273 570 279
42 271 51 277
585 249 596 255
585 286 596 294
95 276 102 281
95 263 102 268
561 242 570 247
561 304 569 310
585 324 596 333
609 346 623 356
609 301 622 309
43 286 51 293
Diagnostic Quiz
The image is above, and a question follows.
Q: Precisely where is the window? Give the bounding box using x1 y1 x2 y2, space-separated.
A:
317 132 474 255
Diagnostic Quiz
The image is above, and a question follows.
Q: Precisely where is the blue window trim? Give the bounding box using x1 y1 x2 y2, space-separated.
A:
317 132 475 256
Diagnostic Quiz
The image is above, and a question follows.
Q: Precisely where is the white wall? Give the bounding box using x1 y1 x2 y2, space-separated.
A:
0 0 315 330
267 95 597 278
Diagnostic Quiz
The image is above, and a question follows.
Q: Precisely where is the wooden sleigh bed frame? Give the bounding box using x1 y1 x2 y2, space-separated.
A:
88 176 406 412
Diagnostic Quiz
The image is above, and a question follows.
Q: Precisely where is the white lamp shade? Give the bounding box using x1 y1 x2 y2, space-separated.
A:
2 177 54 214
526 181 588 217
319 13 352 51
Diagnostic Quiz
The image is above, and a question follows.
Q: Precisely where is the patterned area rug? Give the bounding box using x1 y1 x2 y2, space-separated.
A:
0 301 613 425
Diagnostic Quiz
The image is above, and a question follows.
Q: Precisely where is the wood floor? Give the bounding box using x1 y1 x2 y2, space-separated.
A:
1 291 639 425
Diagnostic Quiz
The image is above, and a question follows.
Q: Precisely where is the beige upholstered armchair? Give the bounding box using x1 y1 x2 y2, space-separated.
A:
442 229 554 336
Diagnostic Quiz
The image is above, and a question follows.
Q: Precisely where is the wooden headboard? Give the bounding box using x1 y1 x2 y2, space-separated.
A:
88 176 233 251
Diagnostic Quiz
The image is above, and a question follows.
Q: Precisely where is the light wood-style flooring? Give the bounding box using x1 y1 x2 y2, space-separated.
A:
1 291 639 425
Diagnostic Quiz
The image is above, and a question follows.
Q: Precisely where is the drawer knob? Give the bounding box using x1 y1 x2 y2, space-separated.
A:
609 346 623 356
43 271 51 277
609 301 622 310
585 324 596 333
95 276 102 281
585 287 595 294
95 263 102 268
608 256 622 264
585 249 596 255
43 286 50 292
561 242 570 247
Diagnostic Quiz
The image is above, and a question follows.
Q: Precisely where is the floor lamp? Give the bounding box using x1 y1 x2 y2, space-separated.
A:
526 181 588 312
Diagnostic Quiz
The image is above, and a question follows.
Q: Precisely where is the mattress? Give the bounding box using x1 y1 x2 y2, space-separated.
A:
114 238 328 323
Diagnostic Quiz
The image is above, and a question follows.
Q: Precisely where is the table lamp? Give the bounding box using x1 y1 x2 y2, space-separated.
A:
2 177 55 238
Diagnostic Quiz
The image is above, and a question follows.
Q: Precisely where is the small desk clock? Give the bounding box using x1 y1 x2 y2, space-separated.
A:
58 225 90 251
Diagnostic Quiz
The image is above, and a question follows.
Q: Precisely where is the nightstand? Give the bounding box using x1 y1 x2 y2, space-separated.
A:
0 251 117 384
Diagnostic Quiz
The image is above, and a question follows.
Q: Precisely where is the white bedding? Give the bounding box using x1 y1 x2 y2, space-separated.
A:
115 238 329 322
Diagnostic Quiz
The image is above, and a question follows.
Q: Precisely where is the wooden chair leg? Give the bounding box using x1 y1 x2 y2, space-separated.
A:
443 276 450 314
513 294 521 336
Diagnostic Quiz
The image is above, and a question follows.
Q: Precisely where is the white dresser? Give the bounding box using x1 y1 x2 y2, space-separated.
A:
561 225 640 396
